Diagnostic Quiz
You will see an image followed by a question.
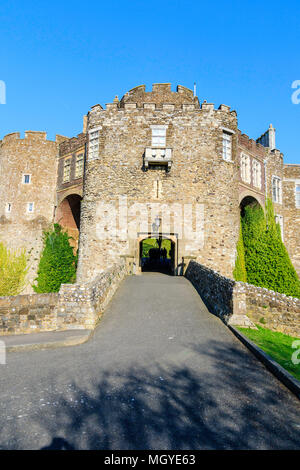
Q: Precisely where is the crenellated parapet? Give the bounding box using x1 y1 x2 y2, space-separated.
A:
0 130 67 148
59 132 87 157
118 83 200 109
237 130 267 159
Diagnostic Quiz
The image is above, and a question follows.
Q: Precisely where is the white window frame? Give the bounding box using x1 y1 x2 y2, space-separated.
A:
252 159 262 189
5 203 12 213
241 153 251 184
151 125 167 147
22 174 31 184
296 183 300 208
222 132 232 161
89 128 100 159
272 176 282 204
75 153 84 179
275 214 284 241
63 157 71 183
27 202 34 214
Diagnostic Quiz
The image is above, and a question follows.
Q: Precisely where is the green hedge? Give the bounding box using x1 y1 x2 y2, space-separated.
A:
240 198 300 298
33 224 77 293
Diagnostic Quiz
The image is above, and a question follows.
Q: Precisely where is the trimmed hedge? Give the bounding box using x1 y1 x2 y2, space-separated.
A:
33 224 77 293
241 199 300 298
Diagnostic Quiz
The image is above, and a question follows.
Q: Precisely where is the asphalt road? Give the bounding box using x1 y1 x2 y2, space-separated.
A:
0 273 299 450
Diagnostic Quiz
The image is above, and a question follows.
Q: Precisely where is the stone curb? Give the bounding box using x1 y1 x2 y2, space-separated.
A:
5 331 93 353
228 325 300 400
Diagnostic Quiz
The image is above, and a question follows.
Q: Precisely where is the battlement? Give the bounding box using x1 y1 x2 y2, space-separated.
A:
237 130 267 157
118 83 200 109
1 130 63 146
59 133 87 156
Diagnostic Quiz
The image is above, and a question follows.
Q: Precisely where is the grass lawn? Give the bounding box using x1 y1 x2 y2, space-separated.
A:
237 325 300 381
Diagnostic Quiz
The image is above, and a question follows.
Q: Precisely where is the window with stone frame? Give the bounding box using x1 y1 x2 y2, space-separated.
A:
272 176 282 204
222 132 232 161
75 154 84 179
296 184 300 208
23 174 31 184
63 158 71 183
151 126 166 147
275 214 284 241
89 130 100 159
6 202 12 213
252 159 262 189
241 153 251 184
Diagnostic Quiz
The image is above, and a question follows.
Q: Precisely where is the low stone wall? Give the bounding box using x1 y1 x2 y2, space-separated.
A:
234 282 300 337
185 260 235 323
185 260 300 337
56 260 127 330
0 293 58 335
0 259 127 335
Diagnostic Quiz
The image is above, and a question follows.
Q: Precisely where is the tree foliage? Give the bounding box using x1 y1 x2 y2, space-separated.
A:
0 243 28 296
241 198 300 298
33 224 77 293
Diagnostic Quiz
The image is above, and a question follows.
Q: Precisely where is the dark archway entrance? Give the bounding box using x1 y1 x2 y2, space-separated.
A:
55 194 82 249
140 237 175 275
240 195 262 217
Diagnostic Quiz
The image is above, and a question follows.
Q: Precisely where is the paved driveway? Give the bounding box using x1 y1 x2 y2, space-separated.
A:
0 273 299 449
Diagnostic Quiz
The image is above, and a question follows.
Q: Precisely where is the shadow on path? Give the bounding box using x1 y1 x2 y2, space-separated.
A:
38 340 300 450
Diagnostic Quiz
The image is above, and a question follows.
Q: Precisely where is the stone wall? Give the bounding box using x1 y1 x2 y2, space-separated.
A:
234 282 300 337
0 293 58 335
185 260 235 323
0 260 127 335
56 260 127 330
185 260 300 336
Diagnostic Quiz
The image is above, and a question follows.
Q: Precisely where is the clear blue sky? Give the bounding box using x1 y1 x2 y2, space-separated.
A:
0 0 299 163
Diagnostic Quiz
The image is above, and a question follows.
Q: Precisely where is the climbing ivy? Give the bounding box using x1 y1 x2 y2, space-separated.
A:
241 198 300 298
233 220 247 282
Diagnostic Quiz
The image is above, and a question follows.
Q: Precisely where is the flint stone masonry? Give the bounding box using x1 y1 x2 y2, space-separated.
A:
185 260 300 336
0 261 126 335
56 260 127 330
0 293 58 335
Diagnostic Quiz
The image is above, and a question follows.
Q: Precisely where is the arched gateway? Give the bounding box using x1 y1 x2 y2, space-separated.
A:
55 193 82 249
139 236 176 274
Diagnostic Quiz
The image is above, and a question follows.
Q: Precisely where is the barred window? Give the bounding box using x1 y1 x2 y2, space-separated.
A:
272 176 282 203
241 153 251 183
89 130 100 159
151 126 166 147
252 159 262 189
75 154 84 178
222 132 232 161
296 184 300 208
63 158 71 182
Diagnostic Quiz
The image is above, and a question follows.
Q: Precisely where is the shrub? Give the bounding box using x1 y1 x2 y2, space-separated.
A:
0 243 28 296
33 224 77 293
233 220 247 282
242 198 300 298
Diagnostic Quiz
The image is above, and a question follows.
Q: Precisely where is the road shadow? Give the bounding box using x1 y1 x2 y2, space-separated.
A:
37 339 300 450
